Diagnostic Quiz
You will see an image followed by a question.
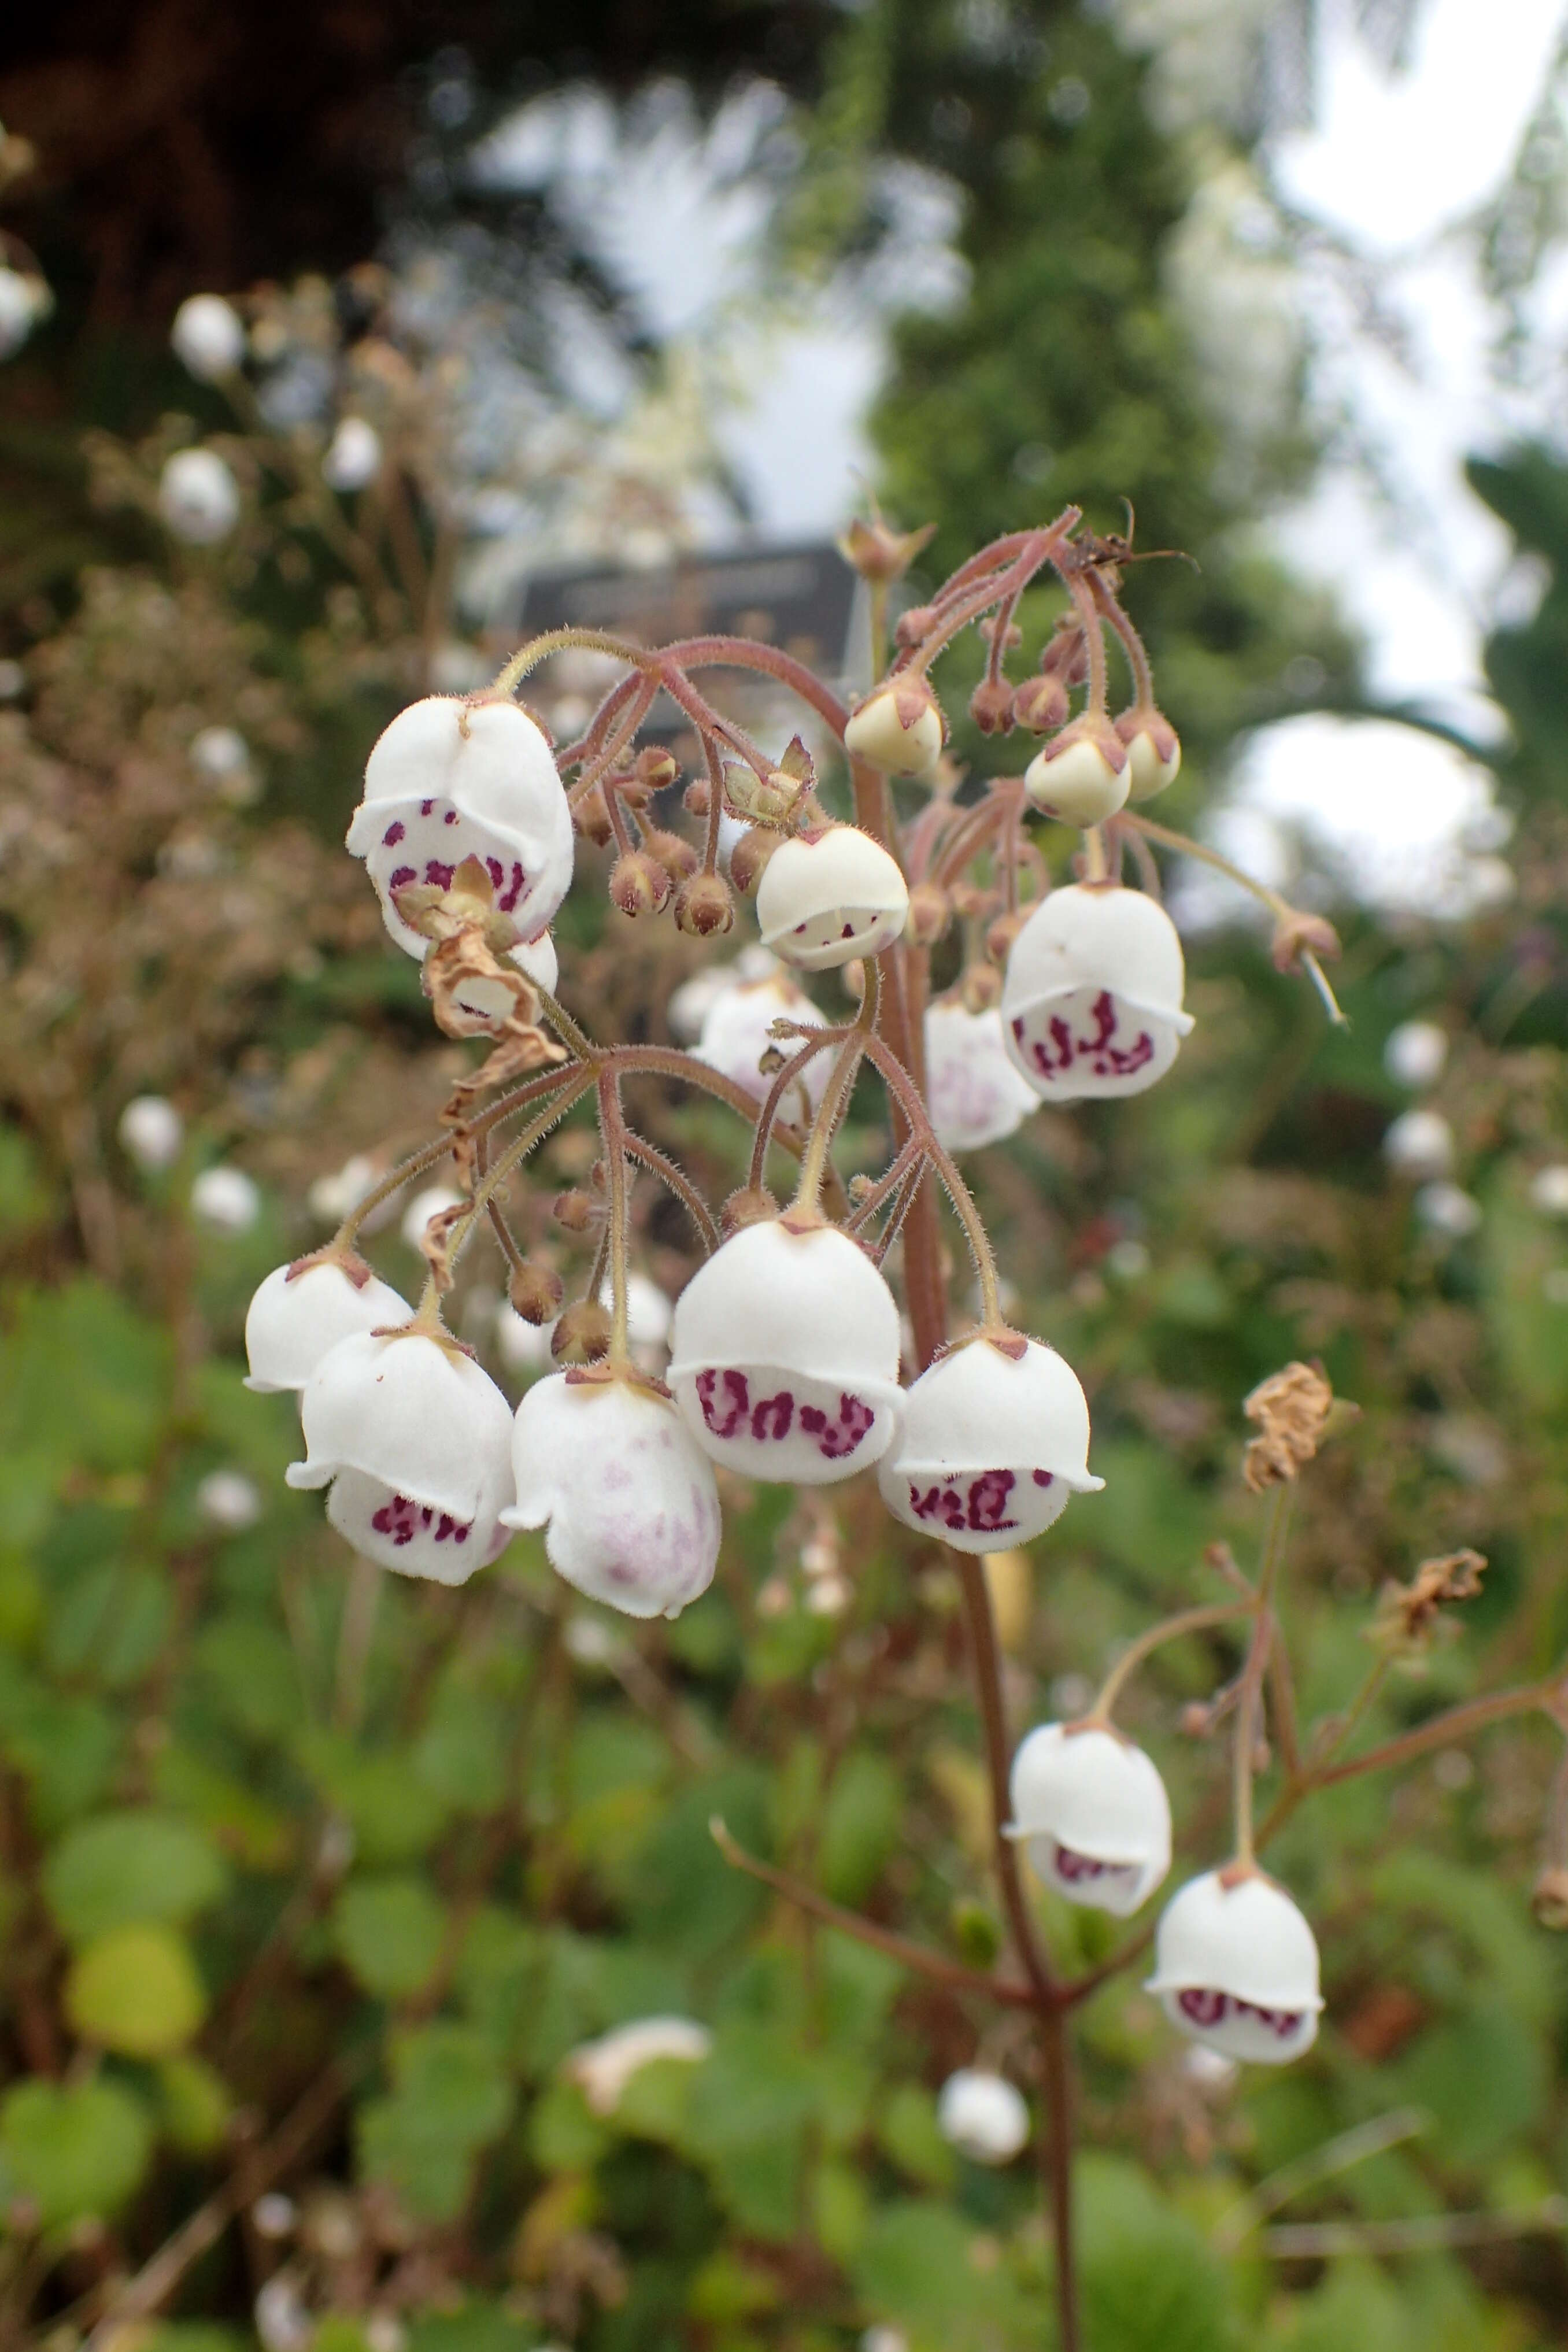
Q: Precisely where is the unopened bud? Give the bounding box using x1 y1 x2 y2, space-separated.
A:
1023 720 1130 826
894 602 940 649
949 879 997 922
1115 708 1182 801
682 778 712 818
1534 1866 1568 1931
552 1298 612 1364
509 1260 564 1324
552 1188 601 1234
642 827 699 882
986 911 1026 964
1011 674 1070 734
960 961 1003 1014
609 850 671 918
574 785 614 847
844 679 945 778
634 746 681 792
727 825 779 896
968 678 1016 736
1040 623 1088 682
836 513 936 585
674 871 734 937
721 1184 778 1234
905 881 952 948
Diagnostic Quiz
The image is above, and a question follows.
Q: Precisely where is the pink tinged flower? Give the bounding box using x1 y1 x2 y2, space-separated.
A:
245 1261 413 1393
1007 1722 1171 1917
668 1219 903 1486
877 1334 1101 1553
286 1329 515 1584
923 1000 1037 1152
696 968 830 1108
936 2069 1030 2165
755 826 909 972
1146 1869 1323 2066
502 1373 721 1619
345 696 574 966
1000 884 1193 1104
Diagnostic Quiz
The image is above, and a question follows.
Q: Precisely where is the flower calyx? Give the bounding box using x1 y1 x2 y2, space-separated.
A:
836 512 936 585
1270 906 1341 976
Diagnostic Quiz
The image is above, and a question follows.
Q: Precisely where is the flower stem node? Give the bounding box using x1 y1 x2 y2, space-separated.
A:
245 1260 413 1394
1115 709 1182 801
346 697 574 967
936 2070 1030 2165
668 1219 903 1485
1147 1869 1322 2066
1007 1724 1171 1915
1023 722 1130 826
843 681 945 778
1001 883 1192 1102
287 1329 516 1582
502 1372 722 1618
924 1001 1037 1152
756 826 910 972
877 1334 1101 1551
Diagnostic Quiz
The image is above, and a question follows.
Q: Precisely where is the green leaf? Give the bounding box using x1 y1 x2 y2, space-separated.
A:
876 2084 956 2191
1399 2002 1547 2168
333 1874 448 2002
156 2053 232 2153
357 2024 513 2223
817 1750 901 1906
45 1810 228 1944
1077 2154 1237 2352
853 2200 1029 2351
65 1922 207 2057
0 2076 153 2225
0 1281 171 1481
406 2302 542 2352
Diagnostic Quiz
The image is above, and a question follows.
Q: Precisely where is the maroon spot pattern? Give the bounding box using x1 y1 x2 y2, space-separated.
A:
907 1469 1019 1533
1011 989 1155 1083
693 1368 875 1462
370 1490 472 1549
383 820 405 846
1051 1844 1137 1887
1175 1987 1304 2040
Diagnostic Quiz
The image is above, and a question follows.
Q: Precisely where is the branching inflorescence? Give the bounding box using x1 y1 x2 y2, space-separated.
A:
240 508 1562 2351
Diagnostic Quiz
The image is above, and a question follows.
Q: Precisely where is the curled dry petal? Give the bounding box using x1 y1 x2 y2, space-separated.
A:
1372 1547 1487 1655
1241 1360 1334 1492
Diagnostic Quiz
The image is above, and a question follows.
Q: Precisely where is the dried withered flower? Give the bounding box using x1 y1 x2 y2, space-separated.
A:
1372 1548 1487 1656
1242 1361 1334 1493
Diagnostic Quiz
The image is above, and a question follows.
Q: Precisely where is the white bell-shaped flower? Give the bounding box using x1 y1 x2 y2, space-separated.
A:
196 1469 263 1530
323 416 382 491
924 1001 1037 1152
1147 1869 1323 2065
159 449 241 545
1382 1108 1453 1181
171 294 245 381
756 826 909 972
669 1219 902 1484
346 696 574 967
696 966 829 1109
119 1095 184 1173
1001 884 1192 1101
877 1335 1101 1551
668 944 781 1040
287 1329 515 1582
1384 1019 1447 1090
1007 1722 1170 1915
502 1372 721 1618
190 1164 260 1232
245 1260 412 1393
936 2069 1029 2165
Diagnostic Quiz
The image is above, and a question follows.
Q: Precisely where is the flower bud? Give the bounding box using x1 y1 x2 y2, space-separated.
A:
756 826 909 972
634 746 681 792
959 960 1003 1015
288 1329 515 1582
552 1298 612 1364
1382 1108 1454 1182
574 784 615 846
245 1260 412 1394
509 1260 564 1325
1533 1866 1568 1931
1147 1869 1322 2066
552 1189 601 1234
1115 708 1181 801
643 826 699 883
682 778 712 818
877 1333 1101 1551
670 1219 903 1484
171 294 245 382
1023 721 1129 826
346 697 575 970
323 416 382 493
727 824 779 896
985 911 1026 964
1008 1723 1170 1915
937 2070 1029 2165
905 882 952 948
894 602 940 649
502 1373 721 1618
674 871 734 937
1001 883 1192 1101
844 681 944 778
924 1001 1037 1151
1011 674 1070 734
159 449 241 545
609 849 672 917
968 678 1016 736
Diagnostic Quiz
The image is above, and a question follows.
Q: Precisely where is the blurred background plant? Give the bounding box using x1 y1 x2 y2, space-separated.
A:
3 3 1568 2349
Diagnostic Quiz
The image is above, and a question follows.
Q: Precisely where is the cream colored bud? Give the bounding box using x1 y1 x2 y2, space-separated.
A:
844 682 944 778
1024 727 1130 826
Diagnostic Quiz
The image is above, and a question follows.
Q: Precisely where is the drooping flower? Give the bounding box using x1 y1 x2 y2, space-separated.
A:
1146 1869 1322 2065
924 1000 1037 1152
668 1219 903 1484
1383 1018 1447 1089
877 1335 1101 1551
756 826 909 971
936 2069 1029 2164
502 1372 721 1618
287 1329 515 1582
1382 1108 1453 1181
1008 1722 1171 1915
245 1260 412 1393
171 294 245 382
190 1164 261 1233
696 964 829 1109
1001 884 1192 1101
159 449 241 545
346 696 574 969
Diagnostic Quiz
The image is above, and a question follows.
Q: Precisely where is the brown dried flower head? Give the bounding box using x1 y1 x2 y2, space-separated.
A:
1372 1548 1487 1657
1242 1360 1334 1492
